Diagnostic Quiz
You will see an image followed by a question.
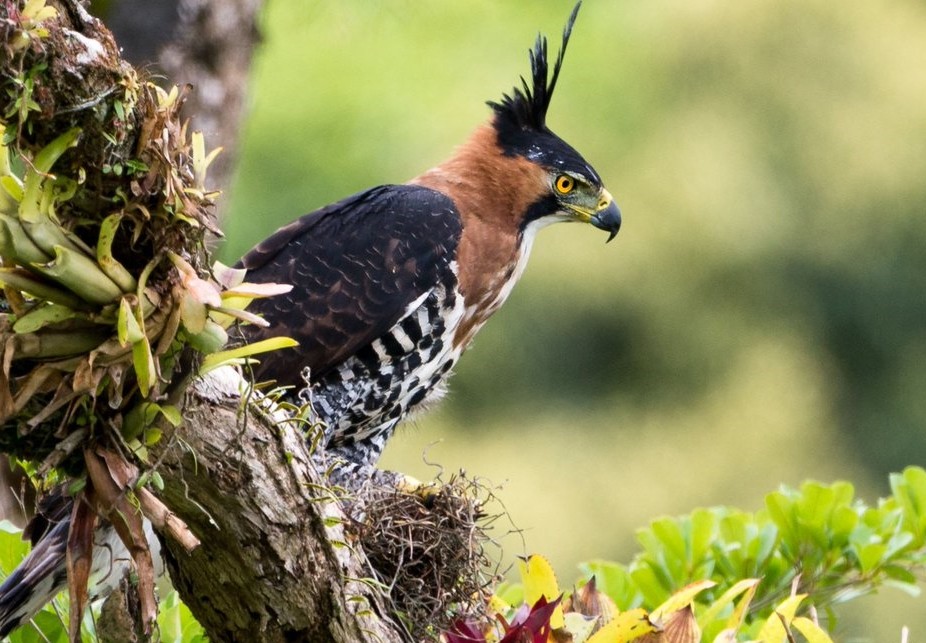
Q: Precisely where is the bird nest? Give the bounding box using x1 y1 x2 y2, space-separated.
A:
349 473 502 641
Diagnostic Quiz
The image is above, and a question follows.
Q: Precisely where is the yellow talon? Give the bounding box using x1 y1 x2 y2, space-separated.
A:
395 474 441 500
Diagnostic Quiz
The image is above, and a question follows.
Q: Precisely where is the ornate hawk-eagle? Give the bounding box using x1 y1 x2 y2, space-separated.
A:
237 2 620 475
0 3 620 635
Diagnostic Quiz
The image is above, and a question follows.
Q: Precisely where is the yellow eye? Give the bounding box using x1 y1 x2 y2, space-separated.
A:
554 174 575 195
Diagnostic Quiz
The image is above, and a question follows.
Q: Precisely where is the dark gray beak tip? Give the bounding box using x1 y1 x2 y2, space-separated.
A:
592 200 621 243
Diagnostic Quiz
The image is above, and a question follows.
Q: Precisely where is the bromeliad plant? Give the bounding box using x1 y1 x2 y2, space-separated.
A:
0 2 294 635
0 111 291 448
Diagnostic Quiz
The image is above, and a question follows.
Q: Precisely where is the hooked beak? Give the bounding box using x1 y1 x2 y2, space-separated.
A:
590 189 621 243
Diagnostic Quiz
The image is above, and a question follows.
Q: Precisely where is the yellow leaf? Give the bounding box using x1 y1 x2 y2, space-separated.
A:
518 554 564 628
96 214 137 293
697 578 759 631
587 608 655 643
164 85 180 108
118 297 142 345
132 333 156 397
487 593 511 616
210 295 253 328
1 175 23 202
755 594 806 643
209 305 269 327
221 282 293 298
791 617 834 643
724 579 759 633
22 0 55 21
563 612 598 643
191 131 222 189
144 427 162 447
650 579 716 623
167 250 197 278
31 6 58 22
518 554 560 601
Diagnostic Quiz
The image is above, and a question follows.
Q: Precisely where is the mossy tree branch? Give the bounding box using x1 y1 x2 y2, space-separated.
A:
154 386 402 641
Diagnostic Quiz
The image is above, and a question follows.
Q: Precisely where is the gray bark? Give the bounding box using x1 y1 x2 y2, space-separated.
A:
150 385 402 642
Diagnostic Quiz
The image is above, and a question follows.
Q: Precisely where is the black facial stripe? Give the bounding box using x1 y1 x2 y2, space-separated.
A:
520 194 562 230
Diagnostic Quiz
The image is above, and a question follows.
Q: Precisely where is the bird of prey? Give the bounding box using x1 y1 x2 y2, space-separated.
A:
0 2 619 635
238 2 620 479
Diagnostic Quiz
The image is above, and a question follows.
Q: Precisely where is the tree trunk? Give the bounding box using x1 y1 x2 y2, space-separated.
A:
151 382 402 642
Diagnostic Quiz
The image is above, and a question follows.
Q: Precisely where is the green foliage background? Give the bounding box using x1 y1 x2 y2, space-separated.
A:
220 1 926 638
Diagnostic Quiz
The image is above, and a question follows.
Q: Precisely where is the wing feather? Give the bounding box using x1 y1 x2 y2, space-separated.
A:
236 184 462 388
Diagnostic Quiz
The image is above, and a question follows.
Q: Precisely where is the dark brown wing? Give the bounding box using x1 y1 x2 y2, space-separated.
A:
236 184 462 388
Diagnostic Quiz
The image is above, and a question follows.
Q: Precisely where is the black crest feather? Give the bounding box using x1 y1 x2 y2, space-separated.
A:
489 1 582 132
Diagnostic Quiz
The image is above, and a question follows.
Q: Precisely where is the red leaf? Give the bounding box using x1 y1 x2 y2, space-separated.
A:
445 619 488 643
500 596 563 643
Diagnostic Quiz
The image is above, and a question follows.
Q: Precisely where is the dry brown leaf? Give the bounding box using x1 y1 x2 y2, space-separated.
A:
66 498 96 643
85 447 158 634
564 576 618 629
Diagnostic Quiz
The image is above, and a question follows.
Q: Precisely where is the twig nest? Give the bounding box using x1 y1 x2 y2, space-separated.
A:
349 473 499 641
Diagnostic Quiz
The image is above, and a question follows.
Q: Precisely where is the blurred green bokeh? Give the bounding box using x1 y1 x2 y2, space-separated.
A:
221 1 926 637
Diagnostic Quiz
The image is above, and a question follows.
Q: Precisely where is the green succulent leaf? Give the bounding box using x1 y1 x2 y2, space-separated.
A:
199 336 298 375
12 302 76 333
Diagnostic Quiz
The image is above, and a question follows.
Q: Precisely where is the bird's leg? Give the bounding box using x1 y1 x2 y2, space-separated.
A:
324 432 443 518
321 424 397 490
294 377 434 499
